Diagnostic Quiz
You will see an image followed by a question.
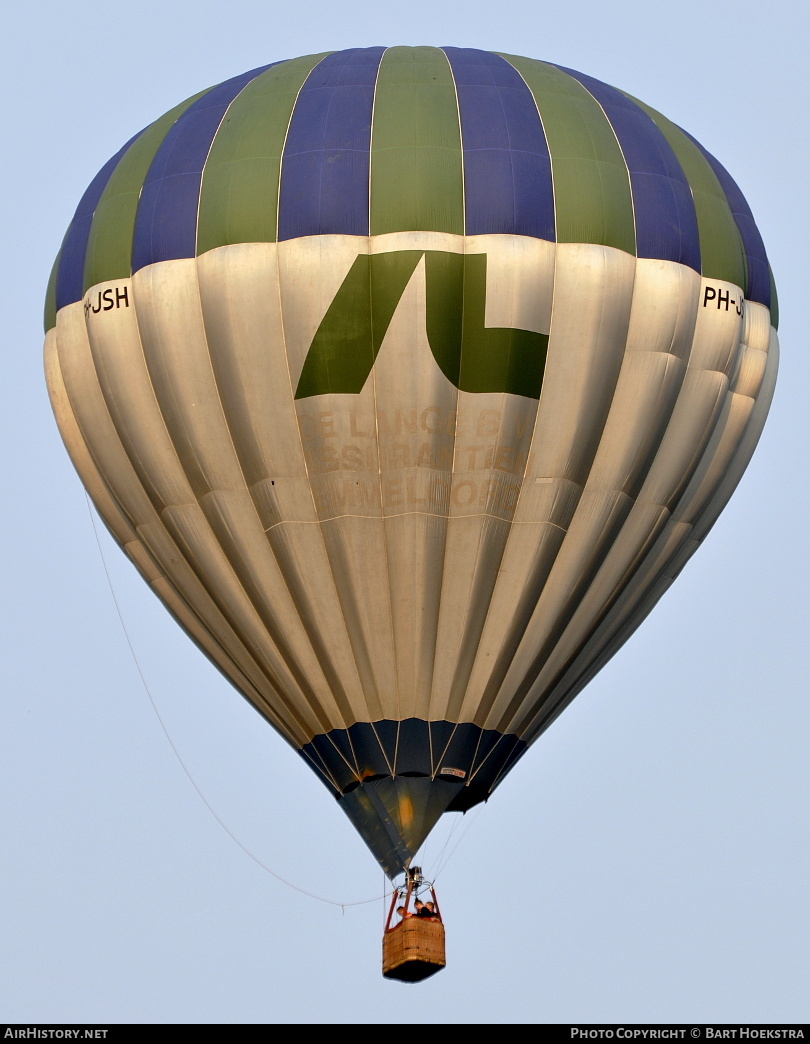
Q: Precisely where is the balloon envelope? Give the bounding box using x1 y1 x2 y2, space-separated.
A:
44 47 778 879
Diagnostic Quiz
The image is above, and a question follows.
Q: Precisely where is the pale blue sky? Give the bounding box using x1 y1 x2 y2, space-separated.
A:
3 0 808 1024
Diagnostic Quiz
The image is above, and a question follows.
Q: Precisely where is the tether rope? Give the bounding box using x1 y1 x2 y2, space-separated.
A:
85 494 390 910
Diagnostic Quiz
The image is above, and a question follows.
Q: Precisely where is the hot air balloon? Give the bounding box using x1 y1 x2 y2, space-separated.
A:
44 47 778 953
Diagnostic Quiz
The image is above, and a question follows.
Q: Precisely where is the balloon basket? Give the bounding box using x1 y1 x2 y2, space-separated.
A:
382 917 446 982
382 869 445 982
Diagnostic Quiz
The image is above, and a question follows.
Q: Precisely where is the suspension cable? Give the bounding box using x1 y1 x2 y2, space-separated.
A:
85 494 389 910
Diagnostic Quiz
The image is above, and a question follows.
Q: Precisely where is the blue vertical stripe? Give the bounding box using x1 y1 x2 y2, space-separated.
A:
443 47 554 240
54 130 144 310
277 47 384 240
558 65 701 272
131 64 276 273
680 131 771 308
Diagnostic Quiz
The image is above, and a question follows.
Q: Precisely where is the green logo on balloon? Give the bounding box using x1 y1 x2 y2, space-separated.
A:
295 251 549 400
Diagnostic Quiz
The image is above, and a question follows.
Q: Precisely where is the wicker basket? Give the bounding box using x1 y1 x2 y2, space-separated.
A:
382 917 446 982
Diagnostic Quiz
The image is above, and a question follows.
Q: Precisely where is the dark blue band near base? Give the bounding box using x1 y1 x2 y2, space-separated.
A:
298 718 527 811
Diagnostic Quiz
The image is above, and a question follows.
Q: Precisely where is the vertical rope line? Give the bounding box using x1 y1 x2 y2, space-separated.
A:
84 493 388 909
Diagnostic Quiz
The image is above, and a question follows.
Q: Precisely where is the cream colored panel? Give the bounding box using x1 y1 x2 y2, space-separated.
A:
635 370 729 509
195 244 314 511
485 487 634 731
479 268 743 735
462 520 569 726
372 252 458 719
686 330 778 545
689 277 744 375
463 245 636 723
586 258 700 494
123 539 163 584
669 393 755 527
431 237 554 720
741 301 771 352
510 500 673 738
279 239 394 719
431 514 514 721
45 328 138 547
132 260 245 495
318 516 392 722
196 244 367 721
262 519 368 718
199 489 351 723
84 278 196 509
514 243 637 498
455 486 576 718
516 320 777 743
55 302 161 529
586 351 685 493
133 519 308 743
283 395 394 719
733 345 768 400
383 512 446 719
159 502 324 737
623 258 701 365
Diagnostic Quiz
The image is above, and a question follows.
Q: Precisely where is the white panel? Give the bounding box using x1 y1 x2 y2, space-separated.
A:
133 519 303 738
51 300 310 743
196 244 368 722
132 260 245 495
463 521 567 719
55 302 161 529
687 330 778 545
195 244 314 516
741 300 772 354
479 264 747 736
160 501 324 736
431 236 554 721
485 487 634 731
689 277 744 375
372 251 457 719
279 236 397 718
513 243 637 495
514 318 777 743
623 258 701 364
468 244 636 726
45 327 138 547
84 277 196 509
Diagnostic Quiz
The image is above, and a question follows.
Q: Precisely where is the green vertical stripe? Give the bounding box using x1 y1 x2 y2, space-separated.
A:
500 55 635 255
196 54 329 253
622 93 745 287
44 249 60 332
83 92 209 292
369 46 463 236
